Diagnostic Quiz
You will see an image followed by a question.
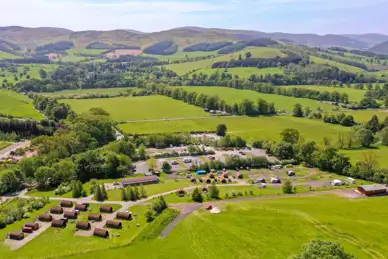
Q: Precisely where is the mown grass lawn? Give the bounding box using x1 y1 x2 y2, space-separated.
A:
0 90 44 119
338 109 388 122
341 145 388 168
65 195 388 259
4 205 151 259
61 95 209 121
41 87 139 97
119 115 350 143
181 86 336 112
281 85 367 102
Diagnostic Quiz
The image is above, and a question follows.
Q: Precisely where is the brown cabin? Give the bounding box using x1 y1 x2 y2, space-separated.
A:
9 232 24 241
116 212 132 220
357 184 387 196
64 210 78 219
220 177 227 184
38 214 52 222
106 220 122 229
88 214 103 222
75 204 88 212
94 228 109 238
190 178 197 183
60 200 74 208
22 227 33 233
25 222 39 231
51 219 67 228
76 221 91 230
209 173 215 179
50 206 64 214
100 206 113 213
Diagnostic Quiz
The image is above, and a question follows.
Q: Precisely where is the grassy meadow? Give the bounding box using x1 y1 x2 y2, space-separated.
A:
66 195 388 259
61 95 209 121
281 85 367 102
0 64 58 85
339 109 388 122
0 90 44 119
189 67 284 78
142 51 219 61
341 145 388 168
41 87 139 97
166 47 285 75
310 56 364 73
182 86 336 112
119 115 350 143
0 51 23 59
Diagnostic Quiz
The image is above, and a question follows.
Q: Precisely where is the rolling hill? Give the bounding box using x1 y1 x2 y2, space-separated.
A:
369 40 388 54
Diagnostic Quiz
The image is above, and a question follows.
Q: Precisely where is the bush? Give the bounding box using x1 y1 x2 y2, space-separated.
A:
192 188 204 203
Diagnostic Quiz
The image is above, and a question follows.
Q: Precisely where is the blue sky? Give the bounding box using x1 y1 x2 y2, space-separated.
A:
0 0 387 34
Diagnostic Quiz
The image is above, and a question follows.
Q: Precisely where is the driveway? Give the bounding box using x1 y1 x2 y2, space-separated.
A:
0 141 31 160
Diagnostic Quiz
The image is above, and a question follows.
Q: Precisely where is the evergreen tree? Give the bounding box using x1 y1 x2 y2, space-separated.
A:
127 187 136 201
101 184 108 200
192 187 203 203
282 179 293 194
72 181 80 198
209 182 220 199
121 188 128 201
293 103 304 117
94 185 104 201
145 207 155 222
140 184 147 198
133 186 140 200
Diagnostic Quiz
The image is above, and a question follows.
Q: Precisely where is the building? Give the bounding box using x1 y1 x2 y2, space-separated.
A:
357 184 387 196
121 175 159 187
196 170 207 175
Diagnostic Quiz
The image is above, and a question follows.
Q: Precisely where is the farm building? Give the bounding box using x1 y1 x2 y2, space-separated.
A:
121 175 159 187
9 232 24 241
116 212 132 220
94 228 109 238
64 210 78 219
88 214 103 221
196 170 207 175
25 223 39 231
38 214 52 222
60 200 74 208
106 220 123 229
50 206 64 214
100 206 114 213
357 184 387 196
76 221 91 230
51 219 67 228
75 204 88 212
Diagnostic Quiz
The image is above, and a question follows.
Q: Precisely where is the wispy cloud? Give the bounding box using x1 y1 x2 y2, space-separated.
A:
0 0 387 34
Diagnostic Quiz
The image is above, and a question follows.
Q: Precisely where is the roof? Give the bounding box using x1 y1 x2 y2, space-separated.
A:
359 184 387 192
121 175 159 185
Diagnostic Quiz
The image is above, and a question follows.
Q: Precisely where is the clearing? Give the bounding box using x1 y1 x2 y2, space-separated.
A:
341 145 388 168
0 90 44 119
166 47 286 75
182 86 336 112
310 56 364 73
119 115 350 143
61 95 209 121
281 85 367 102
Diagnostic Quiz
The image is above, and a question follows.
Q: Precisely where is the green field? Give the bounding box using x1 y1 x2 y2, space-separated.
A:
166 47 286 75
281 85 367 102
0 64 58 85
142 51 218 61
61 95 209 121
182 86 335 112
0 51 22 59
340 109 388 122
310 56 364 73
65 195 388 259
41 87 139 97
341 145 388 168
190 67 284 78
0 90 44 119
119 115 350 143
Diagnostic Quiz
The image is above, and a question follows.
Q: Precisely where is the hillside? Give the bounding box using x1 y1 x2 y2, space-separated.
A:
1 26 387 52
369 40 388 54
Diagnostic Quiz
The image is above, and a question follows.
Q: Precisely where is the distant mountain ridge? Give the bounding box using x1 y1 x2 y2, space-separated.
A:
0 25 387 51
369 40 388 54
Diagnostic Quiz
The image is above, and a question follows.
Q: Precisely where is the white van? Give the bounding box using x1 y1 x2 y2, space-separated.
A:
345 177 356 184
331 179 345 186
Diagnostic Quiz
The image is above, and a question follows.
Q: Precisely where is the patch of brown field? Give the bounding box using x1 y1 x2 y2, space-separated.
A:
104 49 142 59
45 53 62 60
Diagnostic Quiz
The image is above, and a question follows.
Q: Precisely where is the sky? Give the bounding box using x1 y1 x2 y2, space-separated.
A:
0 0 387 34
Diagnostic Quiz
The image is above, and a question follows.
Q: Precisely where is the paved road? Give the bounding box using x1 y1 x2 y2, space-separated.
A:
0 141 30 159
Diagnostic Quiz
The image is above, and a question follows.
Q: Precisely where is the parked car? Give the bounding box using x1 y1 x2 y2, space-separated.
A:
271 177 281 184
239 151 246 155
256 178 266 183
272 165 283 170
286 170 295 177
113 182 120 186
260 183 267 188
183 158 192 163
331 179 345 186
171 160 179 165
207 156 215 160
345 177 356 184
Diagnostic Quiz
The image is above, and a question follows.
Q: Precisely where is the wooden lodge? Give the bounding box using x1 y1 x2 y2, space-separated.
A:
88 214 103 221
76 221 91 230
9 232 24 241
50 206 64 214
38 214 53 222
105 220 122 229
94 228 109 238
60 200 74 208
64 210 78 219
51 219 67 228
100 206 114 213
116 212 132 220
